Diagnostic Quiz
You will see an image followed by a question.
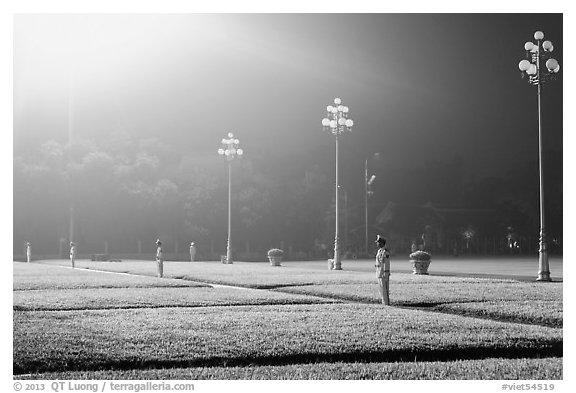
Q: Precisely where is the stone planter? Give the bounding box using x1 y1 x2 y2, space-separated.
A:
410 260 431 274
409 251 431 275
268 256 282 266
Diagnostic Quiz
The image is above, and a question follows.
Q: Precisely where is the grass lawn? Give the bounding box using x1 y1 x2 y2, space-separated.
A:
19 357 562 380
14 286 338 311
14 304 561 374
13 261 563 380
14 263 207 290
36 260 373 287
277 281 562 327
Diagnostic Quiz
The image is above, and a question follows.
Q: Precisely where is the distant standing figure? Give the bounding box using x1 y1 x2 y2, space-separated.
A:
189 242 197 262
155 239 164 278
26 242 31 263
375 235 390 305
69 242 76 269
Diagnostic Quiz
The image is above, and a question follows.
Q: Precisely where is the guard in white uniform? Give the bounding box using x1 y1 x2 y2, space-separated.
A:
155 239 164 277
70 242 77 269
26 242 31 263
189 242 196 262
375 235 391 305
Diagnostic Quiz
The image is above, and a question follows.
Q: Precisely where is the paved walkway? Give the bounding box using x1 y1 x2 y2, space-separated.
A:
281 256 563 282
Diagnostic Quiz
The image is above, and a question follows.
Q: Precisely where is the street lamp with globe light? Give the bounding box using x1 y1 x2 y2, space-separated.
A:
218 132 243 264
322 98 354 270
517 30 560 281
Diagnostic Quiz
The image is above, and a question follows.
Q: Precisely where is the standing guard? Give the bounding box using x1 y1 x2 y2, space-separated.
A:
26 242 31 263
155 239 164 277
189 242 197 262
70 241 77 269
375 235 391 305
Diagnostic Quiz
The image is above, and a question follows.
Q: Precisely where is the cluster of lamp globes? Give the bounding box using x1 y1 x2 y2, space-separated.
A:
322 98 354 131
218 132 243 161
518 31 560 77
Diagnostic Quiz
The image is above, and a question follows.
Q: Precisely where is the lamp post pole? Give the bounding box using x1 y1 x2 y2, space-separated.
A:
322 98 354 270
227 161 232 264
518 30 560 281
364 159 368 256
218 133 243 264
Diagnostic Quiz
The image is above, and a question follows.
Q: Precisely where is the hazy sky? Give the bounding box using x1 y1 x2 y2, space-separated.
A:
14 13 563 177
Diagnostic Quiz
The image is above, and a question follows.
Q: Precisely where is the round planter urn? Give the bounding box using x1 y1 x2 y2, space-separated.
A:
267 249 284 267
268 256 283 266
409 251 431 275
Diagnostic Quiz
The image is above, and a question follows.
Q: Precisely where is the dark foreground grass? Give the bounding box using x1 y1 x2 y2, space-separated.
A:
18 357 562 380
14 304 562 375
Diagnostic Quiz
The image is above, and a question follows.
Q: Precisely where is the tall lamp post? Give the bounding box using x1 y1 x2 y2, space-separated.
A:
218 133 243 264
322 98 354 270
518 30 560 282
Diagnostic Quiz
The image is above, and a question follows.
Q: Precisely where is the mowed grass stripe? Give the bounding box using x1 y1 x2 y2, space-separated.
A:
17 357 563 380
14 286 340 311
275 282 562 327
14 262 207 291
33 260 379 286
13 304 562 374
431 300 562 328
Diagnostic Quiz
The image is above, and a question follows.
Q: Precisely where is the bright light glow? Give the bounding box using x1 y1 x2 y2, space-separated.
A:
327 105 334 112
334 98 342 105
534 31 544 40
228 132 234 138
346 119 354 127
337 105 344 112
542 41 553 52
518 60 531 71
524 42 534 51
329 120 337 128
322 118 330 126
338 118 346 125
221 139 227 144
527 64 537 75
546 58 559 72
237 149 243 155
234 139 239 144
343 106 349 113
225 150 230 155
218 148 225 155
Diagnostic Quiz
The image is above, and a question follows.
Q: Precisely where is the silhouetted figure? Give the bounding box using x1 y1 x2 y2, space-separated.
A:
69 242 76 268
155 239 163 277
26 242 31 263
189 242 196 262
375 235 390 305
